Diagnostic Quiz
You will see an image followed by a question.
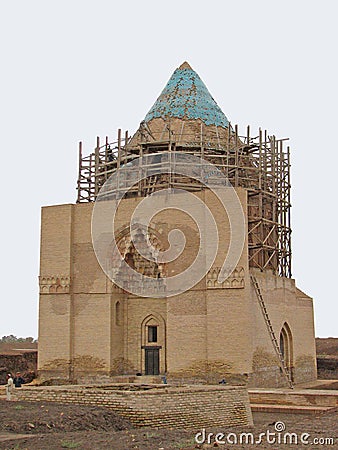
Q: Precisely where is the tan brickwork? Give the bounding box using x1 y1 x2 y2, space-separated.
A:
38 187 317 386
248 270 317 387
13 385 253 429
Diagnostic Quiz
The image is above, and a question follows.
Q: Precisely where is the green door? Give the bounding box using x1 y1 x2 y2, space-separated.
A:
145 348 159 375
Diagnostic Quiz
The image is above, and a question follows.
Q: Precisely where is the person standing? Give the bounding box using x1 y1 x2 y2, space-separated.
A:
13 372 24 388
6 374 14 401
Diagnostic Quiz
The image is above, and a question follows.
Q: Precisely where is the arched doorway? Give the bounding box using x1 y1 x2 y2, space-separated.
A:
141 314 166 375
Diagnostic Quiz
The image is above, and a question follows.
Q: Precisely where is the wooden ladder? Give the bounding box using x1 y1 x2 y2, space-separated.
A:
250 274 293 389
145 175 159 195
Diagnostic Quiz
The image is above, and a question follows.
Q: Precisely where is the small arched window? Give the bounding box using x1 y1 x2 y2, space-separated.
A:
115 301 122 326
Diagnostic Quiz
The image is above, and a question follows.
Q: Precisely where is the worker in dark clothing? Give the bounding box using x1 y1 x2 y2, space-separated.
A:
13 372 24 388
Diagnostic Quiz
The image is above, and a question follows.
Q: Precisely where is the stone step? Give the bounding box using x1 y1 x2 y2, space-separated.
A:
251 403 336 414
133 375 164 384
249 388 338 408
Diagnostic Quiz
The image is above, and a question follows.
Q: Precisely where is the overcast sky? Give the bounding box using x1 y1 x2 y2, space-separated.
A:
1 1 337 338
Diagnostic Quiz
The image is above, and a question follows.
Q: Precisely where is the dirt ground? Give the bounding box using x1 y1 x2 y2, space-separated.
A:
0 399 337 450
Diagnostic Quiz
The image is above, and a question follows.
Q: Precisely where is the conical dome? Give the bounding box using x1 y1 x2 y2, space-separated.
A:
144 62 229 128
129 62 231 148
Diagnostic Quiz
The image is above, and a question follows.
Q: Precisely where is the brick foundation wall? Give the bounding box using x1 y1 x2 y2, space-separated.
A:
13 384 253 429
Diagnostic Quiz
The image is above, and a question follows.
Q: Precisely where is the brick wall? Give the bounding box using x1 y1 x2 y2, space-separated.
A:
249 269 317 387
13 384 253 429
38 189 316 387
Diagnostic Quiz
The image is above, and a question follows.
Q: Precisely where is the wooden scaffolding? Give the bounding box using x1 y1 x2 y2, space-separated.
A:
77 125 292 278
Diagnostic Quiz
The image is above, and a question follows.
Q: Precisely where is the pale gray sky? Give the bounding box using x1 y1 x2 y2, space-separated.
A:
1 1 337 338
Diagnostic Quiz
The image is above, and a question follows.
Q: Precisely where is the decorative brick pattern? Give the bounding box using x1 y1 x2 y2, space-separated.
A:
206 266 245 289
39 276 71 294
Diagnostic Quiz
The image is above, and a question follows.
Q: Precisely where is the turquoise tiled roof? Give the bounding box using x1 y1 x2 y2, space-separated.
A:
144 62 229 128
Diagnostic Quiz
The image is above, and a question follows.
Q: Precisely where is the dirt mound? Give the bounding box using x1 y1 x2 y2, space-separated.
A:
0 342 37 354
315 338 338 380
317 357 338 380
0 352 37 384
316 338 338 357
0 401 131 434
